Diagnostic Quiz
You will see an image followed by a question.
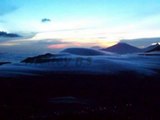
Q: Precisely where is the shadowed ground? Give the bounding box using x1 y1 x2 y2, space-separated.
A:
0 71 160 120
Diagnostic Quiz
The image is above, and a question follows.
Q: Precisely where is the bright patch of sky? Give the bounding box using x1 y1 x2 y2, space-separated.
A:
0 0 160 52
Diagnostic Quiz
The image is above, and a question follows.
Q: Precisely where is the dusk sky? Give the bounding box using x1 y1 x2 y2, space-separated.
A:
0 0 160 53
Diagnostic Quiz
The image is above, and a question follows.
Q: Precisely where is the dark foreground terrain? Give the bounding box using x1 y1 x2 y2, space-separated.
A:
0 72 160 120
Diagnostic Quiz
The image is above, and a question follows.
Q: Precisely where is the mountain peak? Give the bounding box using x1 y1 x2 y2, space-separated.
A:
101 42 142 54
146 43 160 52
155 42 160 45
143 42 160 52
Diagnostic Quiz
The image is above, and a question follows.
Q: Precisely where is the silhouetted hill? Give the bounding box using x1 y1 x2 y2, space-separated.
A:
21 53 55 63
143 44 158 52
101 42 142 54
146 43 160 52
143 43 159 52
21 53 71 63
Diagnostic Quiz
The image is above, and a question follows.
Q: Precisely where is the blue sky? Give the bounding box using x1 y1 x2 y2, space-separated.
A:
0 0 160 52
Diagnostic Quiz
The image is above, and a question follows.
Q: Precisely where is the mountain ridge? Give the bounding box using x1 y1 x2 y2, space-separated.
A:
101 42 142 54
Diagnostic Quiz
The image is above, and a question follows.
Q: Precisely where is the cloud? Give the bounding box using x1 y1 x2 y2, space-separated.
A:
0 31 23 44
0 31 21 38
41 18 51 23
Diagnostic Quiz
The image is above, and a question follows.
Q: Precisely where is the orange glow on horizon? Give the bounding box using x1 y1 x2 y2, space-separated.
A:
47 40 118 50
47 42 82 49
99 41 118 48
48 44 67 49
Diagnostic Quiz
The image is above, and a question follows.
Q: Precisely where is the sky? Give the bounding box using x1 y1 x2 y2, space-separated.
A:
0 0 160 53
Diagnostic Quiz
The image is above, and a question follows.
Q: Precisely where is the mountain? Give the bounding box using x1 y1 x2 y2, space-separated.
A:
21 53 54 63
146 43 160 52
21 53 73 63
61 48 112 56
21 53 67 63
143 43 160 52
101 42 142 54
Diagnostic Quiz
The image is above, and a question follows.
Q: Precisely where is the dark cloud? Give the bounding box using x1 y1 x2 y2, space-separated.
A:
41 18 51 23
0 31 21 38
